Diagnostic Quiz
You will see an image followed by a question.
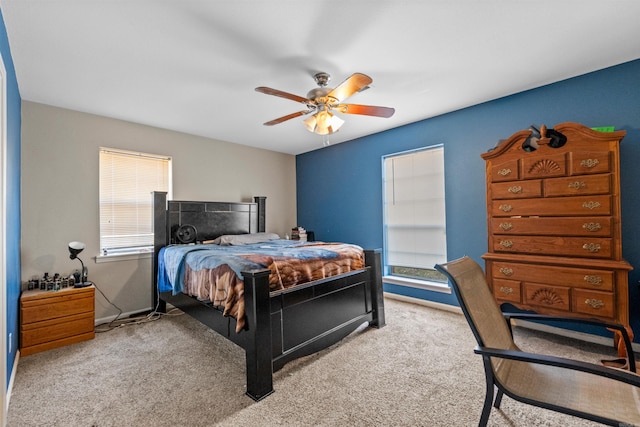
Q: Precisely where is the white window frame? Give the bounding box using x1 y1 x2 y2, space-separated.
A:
97 147 172 262
382 145 450 293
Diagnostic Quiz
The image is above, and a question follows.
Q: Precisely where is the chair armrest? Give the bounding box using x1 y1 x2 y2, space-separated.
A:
474 345 640 387
502 312 636 372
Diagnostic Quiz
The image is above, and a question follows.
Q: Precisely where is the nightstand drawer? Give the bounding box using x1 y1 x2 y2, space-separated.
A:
21 293 93 323
21 312 94 349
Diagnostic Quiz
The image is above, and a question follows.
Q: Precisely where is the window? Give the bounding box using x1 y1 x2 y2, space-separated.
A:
383 145 447 287
99 148 172 257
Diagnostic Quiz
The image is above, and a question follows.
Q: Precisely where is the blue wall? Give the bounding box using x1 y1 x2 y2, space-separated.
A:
0 8 22 387
297 59 640 338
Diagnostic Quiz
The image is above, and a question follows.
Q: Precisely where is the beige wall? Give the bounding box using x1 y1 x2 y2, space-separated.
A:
21 101 297 321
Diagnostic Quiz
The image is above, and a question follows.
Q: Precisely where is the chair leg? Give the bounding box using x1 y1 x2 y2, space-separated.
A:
493 389 504 409
479 363 495 427
479 383 494 427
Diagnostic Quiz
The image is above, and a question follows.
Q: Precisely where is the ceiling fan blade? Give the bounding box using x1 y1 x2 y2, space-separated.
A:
263 110 312 126
335 104 395 118
255 86 311 104
326 73 373 103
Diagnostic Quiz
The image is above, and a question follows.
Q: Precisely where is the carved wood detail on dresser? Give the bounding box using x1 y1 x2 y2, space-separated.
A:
481 122 632 356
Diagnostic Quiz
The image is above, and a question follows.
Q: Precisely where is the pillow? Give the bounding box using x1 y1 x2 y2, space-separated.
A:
212 232 281 246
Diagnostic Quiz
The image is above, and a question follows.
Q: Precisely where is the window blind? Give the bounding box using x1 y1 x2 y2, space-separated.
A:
99 148 171 253
383 146 447 270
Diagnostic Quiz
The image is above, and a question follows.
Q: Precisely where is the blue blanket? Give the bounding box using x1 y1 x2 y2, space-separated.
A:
157 239 355 294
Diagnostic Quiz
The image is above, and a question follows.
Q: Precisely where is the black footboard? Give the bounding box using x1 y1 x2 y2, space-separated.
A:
269 249 385 371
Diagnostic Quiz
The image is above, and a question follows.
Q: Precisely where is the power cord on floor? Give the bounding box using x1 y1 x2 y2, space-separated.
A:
93 282 182 333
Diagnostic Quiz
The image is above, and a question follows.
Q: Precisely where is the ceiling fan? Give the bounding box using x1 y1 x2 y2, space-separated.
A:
255 72 395 135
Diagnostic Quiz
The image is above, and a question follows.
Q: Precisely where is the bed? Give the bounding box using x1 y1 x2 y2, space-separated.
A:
151 192 386 401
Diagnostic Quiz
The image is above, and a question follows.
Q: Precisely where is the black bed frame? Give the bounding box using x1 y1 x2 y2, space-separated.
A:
151 192 386 401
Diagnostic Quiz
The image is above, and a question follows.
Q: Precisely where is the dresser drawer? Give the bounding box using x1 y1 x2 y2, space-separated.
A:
522 153 567 180
491 216 612 237
491 194 611 217
490 159 520 182
570 151 611 175
572 289 615 318
493 278 521 303
491 180 542 199
544 174 611 197
490 262 613 291
523 283 570 312
492 236 612 258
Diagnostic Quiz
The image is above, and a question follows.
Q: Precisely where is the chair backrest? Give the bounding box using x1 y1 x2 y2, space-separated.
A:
435 256 516 352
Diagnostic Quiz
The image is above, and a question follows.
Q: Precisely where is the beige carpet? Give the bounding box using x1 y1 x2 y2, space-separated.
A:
7 298 625 426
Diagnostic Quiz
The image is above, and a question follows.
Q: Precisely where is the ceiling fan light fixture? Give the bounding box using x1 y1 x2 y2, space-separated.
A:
303 111 344 135
257 72 393 140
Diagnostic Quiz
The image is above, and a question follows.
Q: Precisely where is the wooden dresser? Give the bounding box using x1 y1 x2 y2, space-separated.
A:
20 285 95 356
481 122 632 353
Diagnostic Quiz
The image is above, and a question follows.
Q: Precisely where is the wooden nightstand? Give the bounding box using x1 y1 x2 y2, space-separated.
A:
20 285 95 356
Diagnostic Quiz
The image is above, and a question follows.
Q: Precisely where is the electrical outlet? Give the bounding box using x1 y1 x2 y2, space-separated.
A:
8 332 12 353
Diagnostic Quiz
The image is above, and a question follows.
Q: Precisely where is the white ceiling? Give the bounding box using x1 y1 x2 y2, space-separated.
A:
2 1 640 155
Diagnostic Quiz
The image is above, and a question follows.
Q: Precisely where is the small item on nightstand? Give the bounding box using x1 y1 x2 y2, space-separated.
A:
291 226 307 242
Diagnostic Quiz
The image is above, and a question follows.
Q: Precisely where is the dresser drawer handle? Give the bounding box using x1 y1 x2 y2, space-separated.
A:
499 240 513 248
582 222 602 232
499 267 513 276
499 204 513 213
583 275 603 286
581 159 600 168
499 287 513 295
582 201 601 210
499 222 513 231
585 298 605 309
582 243 601 253
568 181 586 190
508 185 522 194
497 168 512 176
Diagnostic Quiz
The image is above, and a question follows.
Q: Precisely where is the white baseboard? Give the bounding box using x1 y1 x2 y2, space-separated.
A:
6 351 19 414
95 307 153 326
384 292 462 314
384 292 640 353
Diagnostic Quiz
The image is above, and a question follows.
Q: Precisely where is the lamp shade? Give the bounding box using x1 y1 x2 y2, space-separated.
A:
68 241 85 259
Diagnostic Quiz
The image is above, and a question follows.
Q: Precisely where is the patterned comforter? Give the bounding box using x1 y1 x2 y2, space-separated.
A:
157 239 365 332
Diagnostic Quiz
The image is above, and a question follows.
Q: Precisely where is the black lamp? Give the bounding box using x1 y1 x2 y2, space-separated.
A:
68 241 90 287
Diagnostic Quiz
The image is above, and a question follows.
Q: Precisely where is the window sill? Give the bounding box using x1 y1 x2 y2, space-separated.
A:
95 250 153 263
383 275 451 294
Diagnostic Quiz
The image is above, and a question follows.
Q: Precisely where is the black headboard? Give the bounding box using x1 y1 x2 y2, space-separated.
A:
152 192 265 246
151 192 266 307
